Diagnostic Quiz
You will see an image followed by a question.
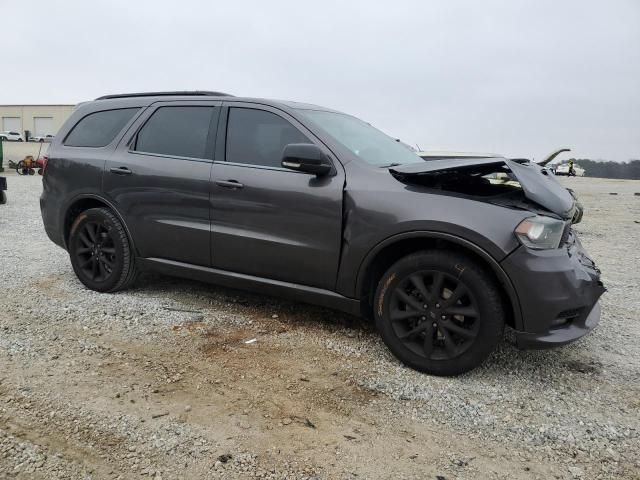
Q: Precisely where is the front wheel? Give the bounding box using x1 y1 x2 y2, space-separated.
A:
68 208 137 292
374 250 504 376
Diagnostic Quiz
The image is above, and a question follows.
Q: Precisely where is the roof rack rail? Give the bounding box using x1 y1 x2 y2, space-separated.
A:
95 91 233 100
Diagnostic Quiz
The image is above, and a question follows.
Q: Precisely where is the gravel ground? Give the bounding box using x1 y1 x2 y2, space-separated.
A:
0 174 638 480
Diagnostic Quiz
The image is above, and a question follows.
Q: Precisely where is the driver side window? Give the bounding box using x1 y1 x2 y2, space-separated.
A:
226 108 311 168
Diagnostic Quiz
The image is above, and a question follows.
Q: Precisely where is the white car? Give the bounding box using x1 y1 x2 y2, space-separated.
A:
0 131 24 141
30 134 55 143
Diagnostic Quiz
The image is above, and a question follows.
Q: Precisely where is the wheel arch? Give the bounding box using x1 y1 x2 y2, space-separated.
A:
356 232 523 330
62 194 137 255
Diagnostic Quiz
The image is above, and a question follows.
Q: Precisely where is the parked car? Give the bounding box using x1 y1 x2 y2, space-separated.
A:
0 131 24 141
40 91 605 376
555 163 585 177
31 134 55 143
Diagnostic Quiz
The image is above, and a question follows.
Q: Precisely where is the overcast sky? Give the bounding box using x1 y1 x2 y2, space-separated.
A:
3 0 639 161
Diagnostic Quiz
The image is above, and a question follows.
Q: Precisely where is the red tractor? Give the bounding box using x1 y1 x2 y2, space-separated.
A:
11 155 47 175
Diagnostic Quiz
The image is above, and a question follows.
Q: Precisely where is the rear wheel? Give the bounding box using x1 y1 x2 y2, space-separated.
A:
68 208 137 292
374 250 504 376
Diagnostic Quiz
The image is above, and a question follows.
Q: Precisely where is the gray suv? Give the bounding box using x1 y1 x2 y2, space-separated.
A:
40 91 605 375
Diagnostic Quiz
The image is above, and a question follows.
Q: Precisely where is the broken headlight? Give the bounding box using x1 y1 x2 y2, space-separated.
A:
515 216 566 250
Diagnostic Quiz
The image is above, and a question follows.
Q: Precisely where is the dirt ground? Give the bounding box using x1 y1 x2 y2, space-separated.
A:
0 175 639 479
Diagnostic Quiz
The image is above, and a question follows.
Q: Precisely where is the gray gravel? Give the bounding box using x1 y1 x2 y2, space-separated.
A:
0 173 639 479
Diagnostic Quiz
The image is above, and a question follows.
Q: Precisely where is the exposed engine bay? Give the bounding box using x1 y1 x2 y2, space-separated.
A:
389 157 583 223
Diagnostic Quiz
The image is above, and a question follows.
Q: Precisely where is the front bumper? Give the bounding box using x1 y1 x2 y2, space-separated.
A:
514 300 601 349
502 231 606 349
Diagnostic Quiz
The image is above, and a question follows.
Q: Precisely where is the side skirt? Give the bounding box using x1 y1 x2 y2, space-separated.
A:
138 257 361 316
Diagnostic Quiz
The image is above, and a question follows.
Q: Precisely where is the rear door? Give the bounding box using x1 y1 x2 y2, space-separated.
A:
103 101 220 266
210 104 344 290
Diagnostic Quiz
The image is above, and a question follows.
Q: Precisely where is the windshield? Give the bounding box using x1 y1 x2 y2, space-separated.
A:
298 110 423 167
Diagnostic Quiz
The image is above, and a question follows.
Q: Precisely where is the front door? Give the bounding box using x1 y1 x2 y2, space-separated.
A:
210 105 344 290
103 103 220 266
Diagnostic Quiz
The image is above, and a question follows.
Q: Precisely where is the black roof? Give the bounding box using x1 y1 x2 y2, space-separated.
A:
95 91 233 100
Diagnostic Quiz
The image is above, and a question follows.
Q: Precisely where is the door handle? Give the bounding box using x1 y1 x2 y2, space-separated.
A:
109 166 132 175
215 179 244 189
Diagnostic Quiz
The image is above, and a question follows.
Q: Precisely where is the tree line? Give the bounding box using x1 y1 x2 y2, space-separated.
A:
563 159 640 180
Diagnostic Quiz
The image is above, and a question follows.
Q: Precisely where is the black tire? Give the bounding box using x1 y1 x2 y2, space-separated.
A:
68 208 138 292
374 250 504 376
0 191 6 205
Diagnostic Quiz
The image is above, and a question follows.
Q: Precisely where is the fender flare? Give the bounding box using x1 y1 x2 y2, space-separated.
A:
354 231 523 330
61 193 139 256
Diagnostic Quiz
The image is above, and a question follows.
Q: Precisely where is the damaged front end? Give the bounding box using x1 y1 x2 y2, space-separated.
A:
389 157 583 224
390 156 603 349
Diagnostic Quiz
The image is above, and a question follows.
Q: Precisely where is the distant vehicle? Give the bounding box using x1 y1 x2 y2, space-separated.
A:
40 91 604 376
0 131 24 142
31 134 55 143
555 163 585 177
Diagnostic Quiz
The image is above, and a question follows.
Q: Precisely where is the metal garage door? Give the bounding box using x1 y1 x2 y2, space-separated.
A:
2 117 21 133
34 117 54 136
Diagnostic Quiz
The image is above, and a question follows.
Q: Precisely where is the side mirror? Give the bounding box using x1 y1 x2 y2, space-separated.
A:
281 144 332 176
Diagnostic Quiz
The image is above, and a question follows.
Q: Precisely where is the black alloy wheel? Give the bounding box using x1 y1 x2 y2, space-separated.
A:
68 208 137 292
389 270 480 361
74 221 117 283
375 250 504 376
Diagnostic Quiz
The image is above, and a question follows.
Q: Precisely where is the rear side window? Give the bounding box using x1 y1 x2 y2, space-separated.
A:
65 108 139 147
226 108 311 168
134 106 216 159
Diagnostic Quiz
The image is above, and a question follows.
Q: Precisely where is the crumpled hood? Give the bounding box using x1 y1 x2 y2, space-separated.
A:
390 157 575 219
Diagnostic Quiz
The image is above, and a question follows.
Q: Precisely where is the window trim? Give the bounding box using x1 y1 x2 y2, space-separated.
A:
63 107 141 148
127 104 220 162
212 159 306 173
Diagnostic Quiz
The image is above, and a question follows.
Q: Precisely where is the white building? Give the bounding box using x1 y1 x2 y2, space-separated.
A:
0 104 74 139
